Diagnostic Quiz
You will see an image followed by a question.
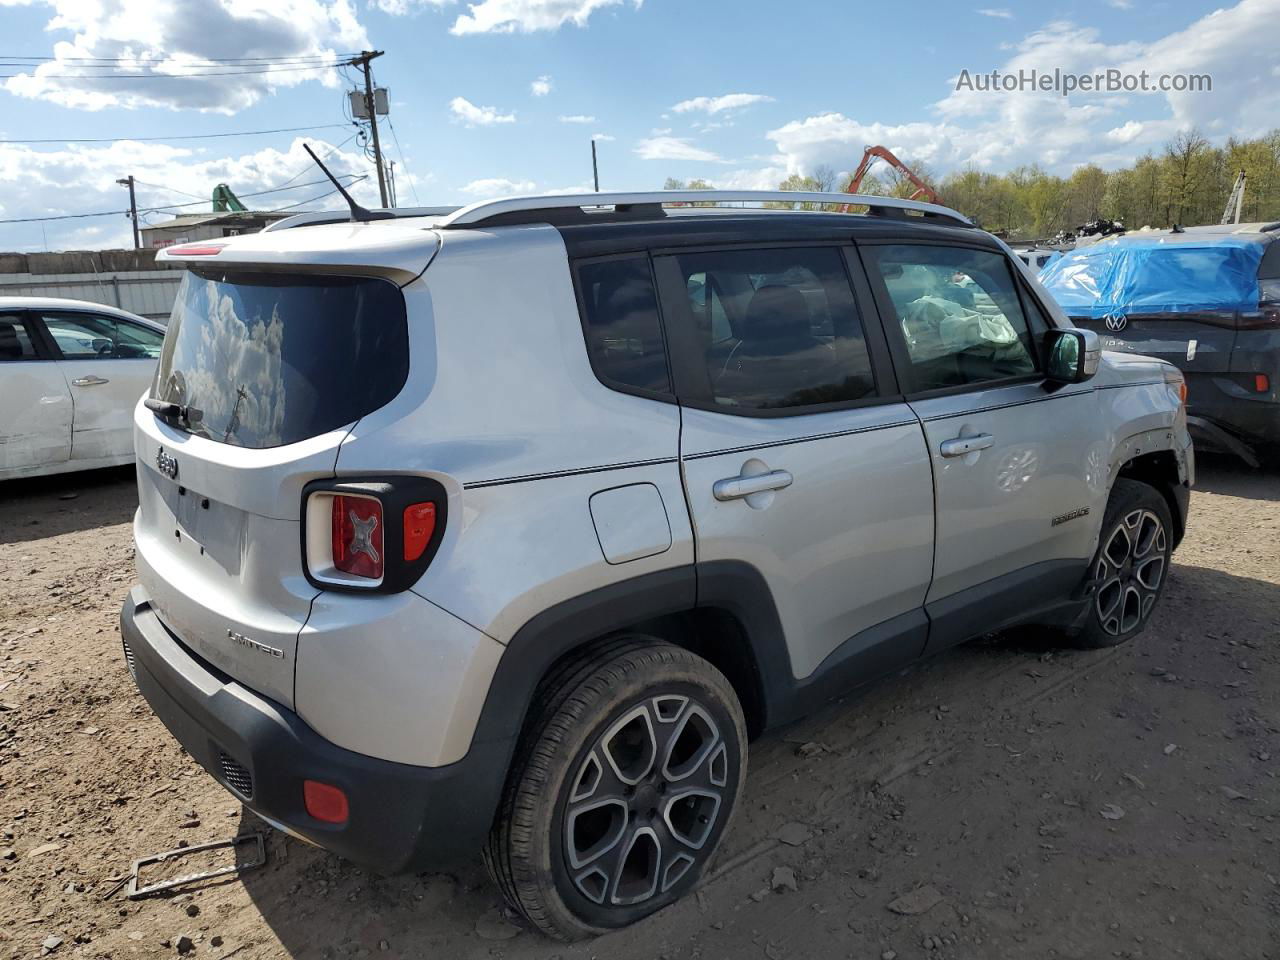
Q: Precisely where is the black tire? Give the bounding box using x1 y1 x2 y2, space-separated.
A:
1071 478 1173 649
483 637 747 941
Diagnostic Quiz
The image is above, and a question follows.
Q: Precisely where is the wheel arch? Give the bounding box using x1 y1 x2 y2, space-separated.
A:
1116 449 1188 547
470 564 784 767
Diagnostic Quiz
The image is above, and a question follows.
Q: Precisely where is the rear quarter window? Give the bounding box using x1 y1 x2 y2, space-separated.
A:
575 257 671 396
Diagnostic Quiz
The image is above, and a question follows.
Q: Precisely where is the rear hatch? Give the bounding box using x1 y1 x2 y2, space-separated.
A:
1040 238 1265 374
133 261 412 708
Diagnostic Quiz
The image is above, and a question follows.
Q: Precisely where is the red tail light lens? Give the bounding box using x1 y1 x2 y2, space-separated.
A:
402 502 437 562
331 495 384 580
1256 374 1271 393
303 780 349 824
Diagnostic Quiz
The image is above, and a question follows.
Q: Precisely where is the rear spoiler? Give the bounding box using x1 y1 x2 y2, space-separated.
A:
156 226 441 287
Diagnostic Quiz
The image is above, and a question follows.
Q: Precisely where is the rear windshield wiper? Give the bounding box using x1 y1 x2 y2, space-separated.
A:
144 397 203 426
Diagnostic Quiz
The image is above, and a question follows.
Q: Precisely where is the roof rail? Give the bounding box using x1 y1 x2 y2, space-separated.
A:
438 190 973 229
261 206 461 233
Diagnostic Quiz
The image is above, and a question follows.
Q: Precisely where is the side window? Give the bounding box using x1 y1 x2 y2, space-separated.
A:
112 318 165 359
668 246 875 412
40 312 163 360
0 314 40 361
577 257 671 395
866 245 1039 392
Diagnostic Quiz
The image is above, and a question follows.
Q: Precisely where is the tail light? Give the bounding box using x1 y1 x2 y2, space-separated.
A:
331 495 384 580
302 478 447 593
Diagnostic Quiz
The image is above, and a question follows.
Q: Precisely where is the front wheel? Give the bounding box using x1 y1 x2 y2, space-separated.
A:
484 638 747 941
1072 478 1173 648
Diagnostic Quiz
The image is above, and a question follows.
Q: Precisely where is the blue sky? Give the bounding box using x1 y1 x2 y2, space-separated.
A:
1 0 1276 251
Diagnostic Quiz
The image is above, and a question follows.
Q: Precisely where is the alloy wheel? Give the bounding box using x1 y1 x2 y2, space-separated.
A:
562 695 729 907
1094 507 1167 636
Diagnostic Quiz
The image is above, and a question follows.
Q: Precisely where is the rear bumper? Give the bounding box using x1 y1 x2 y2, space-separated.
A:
1186 371 1280 446
120 586 510 873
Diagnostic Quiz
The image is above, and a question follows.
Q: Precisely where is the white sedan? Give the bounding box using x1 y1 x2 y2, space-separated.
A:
0 296 166 481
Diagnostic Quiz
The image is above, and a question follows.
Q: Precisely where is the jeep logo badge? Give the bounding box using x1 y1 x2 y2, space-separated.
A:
155 446 179 481
1104 313 1128 332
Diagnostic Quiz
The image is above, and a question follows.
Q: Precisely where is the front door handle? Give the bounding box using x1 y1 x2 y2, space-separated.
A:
939 433 995 458
71 375 110 387
713 469 794 501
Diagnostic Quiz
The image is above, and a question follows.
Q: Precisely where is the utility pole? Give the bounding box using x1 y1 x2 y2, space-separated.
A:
591 139 600 192
388 160 397 208
350 50 389 208
116 175 139 249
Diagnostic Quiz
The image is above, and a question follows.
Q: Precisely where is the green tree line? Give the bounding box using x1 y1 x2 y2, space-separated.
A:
666 129 1280 240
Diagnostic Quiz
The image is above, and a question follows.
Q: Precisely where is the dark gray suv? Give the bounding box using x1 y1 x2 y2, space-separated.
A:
1042 222 1280 463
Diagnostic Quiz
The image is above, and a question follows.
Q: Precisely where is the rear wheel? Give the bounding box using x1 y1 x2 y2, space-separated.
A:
484 638 747 941
1072 479 1173 648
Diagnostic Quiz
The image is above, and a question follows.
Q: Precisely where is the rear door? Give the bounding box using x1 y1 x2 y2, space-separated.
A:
860 241 1104 652
37 310 164 461
131 269 411 708
0 311 72 476
655 244 935 684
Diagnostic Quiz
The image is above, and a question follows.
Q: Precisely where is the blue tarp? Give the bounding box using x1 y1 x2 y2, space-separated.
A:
1039 234 1264 317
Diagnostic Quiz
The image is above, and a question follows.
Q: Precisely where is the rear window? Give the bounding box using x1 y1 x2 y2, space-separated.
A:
154 271 408 449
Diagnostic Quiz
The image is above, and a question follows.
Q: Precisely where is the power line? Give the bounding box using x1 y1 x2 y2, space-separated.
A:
386 118 421 207
0 63 346 80
0 174 364 225
1 54 360 64
131 180 208 201
268 175 370 212
0 123 349 145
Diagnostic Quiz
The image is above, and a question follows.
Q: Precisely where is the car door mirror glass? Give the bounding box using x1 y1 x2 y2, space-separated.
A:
1046 328 1100 383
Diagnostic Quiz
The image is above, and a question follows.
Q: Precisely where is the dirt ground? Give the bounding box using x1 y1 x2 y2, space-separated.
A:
1 457 1276 960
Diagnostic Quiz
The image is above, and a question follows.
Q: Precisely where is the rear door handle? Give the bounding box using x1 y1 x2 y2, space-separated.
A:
713 469 793 501
71 375 110 387
939 433 995 458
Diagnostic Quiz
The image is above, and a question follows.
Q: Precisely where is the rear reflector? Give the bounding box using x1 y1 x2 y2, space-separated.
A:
303 780 349 824
331 495 384 580
1256 374 1270 393
402 502 437 562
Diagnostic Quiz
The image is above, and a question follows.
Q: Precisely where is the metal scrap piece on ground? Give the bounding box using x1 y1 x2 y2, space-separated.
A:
126 833 267 900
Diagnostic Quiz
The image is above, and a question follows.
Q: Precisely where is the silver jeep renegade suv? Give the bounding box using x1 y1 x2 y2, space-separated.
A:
120 190 1192 939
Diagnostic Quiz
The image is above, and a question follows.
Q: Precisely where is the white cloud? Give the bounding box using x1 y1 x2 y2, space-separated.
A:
1105 120 1144 143
450 0 642 34
459 177 536 196
591 133 615 141
370 0 452 12
634 136 723 163
531 74 552 96
1107 0 1133 8
671 93 774 115
976 8 1013 18
558 114 596 123
2 0 367 114
449 95 516 126
0 137 379 251
756 0 1280 182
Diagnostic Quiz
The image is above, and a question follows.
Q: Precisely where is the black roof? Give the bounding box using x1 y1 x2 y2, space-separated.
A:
554 211 995 259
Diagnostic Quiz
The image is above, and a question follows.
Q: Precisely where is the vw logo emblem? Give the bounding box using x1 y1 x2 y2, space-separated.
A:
155 446 179 481
1104 313 1128 332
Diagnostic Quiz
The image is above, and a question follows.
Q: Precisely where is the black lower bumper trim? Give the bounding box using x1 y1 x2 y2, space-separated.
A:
119 587 509 873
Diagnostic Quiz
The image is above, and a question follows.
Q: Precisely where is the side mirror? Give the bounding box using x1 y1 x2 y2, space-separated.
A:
1045 328 1100 384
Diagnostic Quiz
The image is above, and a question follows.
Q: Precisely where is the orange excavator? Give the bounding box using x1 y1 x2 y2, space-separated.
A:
844 145 942 204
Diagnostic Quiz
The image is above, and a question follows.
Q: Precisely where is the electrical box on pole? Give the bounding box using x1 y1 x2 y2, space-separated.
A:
349 88 389 119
